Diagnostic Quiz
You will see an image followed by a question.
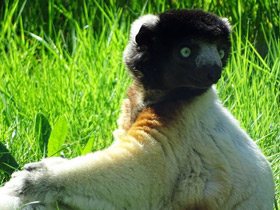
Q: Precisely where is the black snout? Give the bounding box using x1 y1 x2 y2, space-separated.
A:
206 65 222 83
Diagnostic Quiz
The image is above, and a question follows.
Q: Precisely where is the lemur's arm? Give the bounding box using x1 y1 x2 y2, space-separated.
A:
0 106 170 210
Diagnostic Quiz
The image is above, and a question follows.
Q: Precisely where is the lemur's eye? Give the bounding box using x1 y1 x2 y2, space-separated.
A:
219 49 225 59
180 47 191 58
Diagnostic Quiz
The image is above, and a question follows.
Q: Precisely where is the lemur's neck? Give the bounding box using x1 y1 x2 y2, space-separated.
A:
126 81 209 124
154 87 209 104
128 81 209 106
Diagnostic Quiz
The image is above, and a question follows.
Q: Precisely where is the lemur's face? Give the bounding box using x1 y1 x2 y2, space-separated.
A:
124 10 232 91
159 38 229 89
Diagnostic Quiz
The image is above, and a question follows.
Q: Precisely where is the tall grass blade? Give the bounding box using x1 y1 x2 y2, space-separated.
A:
47 116 68 157
34 113 51 156
0 141 19 175
81 137 94 155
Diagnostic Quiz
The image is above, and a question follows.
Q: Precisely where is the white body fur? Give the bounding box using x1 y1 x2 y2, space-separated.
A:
0 87 274 210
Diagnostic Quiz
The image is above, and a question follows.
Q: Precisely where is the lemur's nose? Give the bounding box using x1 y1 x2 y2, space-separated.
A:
206 65 222 83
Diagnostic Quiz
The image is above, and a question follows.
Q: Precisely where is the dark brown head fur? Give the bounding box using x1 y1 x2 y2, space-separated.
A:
124 9 231 106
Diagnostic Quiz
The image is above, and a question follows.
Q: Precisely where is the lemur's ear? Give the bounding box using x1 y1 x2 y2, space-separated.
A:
221 18 232 32
135 25 157 47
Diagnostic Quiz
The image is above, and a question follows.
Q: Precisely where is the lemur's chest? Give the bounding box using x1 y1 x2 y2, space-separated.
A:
155 111 234 209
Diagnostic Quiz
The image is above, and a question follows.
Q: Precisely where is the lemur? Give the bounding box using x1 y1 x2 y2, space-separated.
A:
0 9 274 210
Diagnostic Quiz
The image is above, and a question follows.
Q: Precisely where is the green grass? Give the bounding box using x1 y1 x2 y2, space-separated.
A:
0 0 279 207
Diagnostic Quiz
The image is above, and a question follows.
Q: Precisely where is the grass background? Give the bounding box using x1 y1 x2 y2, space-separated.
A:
0 0 279 207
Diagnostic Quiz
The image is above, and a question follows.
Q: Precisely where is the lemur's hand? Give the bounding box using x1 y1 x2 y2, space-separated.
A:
0 157 67 210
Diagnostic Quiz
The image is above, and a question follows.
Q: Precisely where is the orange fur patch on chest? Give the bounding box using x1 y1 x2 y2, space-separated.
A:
127 107 165 142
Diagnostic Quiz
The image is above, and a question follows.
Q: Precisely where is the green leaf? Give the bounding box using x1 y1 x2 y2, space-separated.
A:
0 141 19 175
47 116 68 157
34 112 51 155
81 137 94 155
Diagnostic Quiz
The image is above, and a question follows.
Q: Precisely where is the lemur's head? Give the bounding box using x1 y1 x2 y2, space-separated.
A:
124 9 231 92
